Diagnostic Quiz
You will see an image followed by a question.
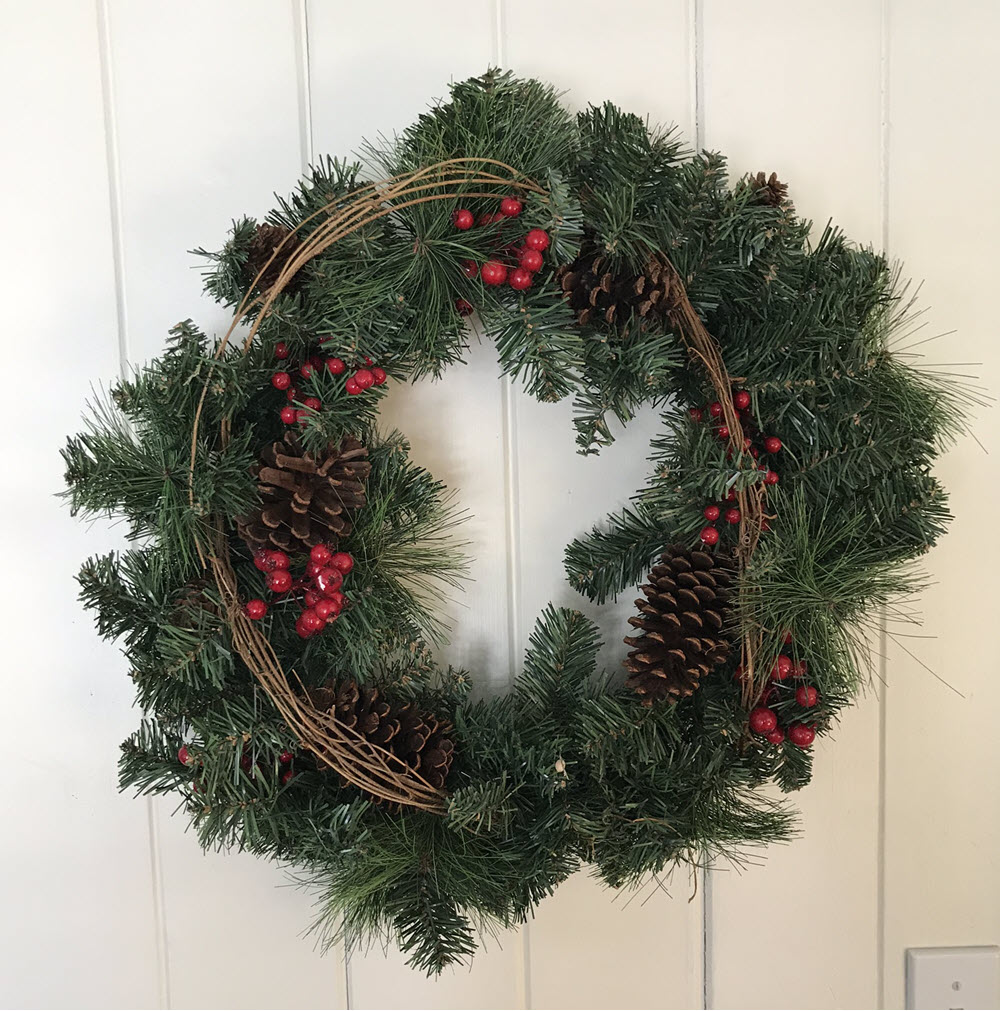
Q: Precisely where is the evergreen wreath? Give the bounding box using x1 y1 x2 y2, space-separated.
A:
63 71 964 974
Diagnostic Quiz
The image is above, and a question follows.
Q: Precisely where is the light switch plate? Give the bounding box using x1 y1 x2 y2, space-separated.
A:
906 946 1000 1010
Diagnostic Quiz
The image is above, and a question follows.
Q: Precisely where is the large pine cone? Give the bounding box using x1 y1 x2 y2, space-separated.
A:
307 680 455 791
555 249 676 328
244 222 303 295
624 544 736 704
748 171 788 207
238 434 370 555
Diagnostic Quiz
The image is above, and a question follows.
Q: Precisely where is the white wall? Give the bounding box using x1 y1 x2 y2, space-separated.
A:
1 2 997 1008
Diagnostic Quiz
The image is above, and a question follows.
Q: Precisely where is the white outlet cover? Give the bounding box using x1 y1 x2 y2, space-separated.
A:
906 946 1000 1010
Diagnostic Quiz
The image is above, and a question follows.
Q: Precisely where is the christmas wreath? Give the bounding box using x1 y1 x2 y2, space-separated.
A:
64 71 962 974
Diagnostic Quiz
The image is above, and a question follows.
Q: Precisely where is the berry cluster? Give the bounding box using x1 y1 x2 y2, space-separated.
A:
737 633 821 749
452 197 550 305
244 544 354 639
271 343 387 425
691 390 783 545
178 743 298 788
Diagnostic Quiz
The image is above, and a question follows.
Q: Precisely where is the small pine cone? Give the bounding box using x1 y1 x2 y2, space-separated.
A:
749 171 788 207
170 579 220 628
238 433 370 556
244 223 303 295
623 544 737 704
308 680 456 792
555 248 677 328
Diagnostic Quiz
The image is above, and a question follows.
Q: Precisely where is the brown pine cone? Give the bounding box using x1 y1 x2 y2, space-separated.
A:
555 248 677 328
624 544 737 704
238 433 370 555
749 171 789 207
244 222 303 295
308 680 455 791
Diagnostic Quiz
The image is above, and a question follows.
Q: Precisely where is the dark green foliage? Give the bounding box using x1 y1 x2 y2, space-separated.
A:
63 70 966 975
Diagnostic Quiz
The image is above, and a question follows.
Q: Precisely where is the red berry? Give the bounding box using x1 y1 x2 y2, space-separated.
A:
306 560 323 578
279 750 294 764
271 371 291 390
345 376 362 395
733 390 751 410
699 525 719 545
354 369 375 390
178 745 192 767
794 660 808 677
266 569 293 593
749 707 779 734
764 470 779 485
788 723 816 748
795 685 819 708
452 208 474 230
302 396 321 411
280 405 297 424
298 363 314 380
281 768 295 785
455 298 474 316
461 259 478 279
725 508 741 524
783 630 793 644
509 268 532 291
286 386 299 401
770 655 794 680
524 228 550 251
371 367 387 385
309 544 332 566
315 566 343 597
765 727 786 745
240 753 252 773
761 519 772 532
326 357 346 375
500 197 523 218
300 609 324 632
519 248 543 272
764 436 783 454
726 488 737 501
295 615 315 638
704 505 720 522
326 590 347 612
274 342 290 360
689 407 703 422
709 401 723 418
478 212 505 226
716 426 730 440
330 551 354 574
315 597 340 621
304 589 321 608
481 260 508 286
253 550 270 572
266 550 290 570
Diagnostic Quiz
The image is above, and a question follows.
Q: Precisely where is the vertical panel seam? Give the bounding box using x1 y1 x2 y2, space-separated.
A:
690 0 705 152
877 3 891 1008
294 0 315 172
692 2 710 1008
95 1 170 1007
492 3 531 1008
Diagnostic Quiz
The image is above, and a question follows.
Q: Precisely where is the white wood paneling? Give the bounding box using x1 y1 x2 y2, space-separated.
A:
101 2 342 1007
701 3 885 1008
307 2 524 1006
4 2 999 1007
505 4 705 1007
0 1 159 1007
884 3 1000 1007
